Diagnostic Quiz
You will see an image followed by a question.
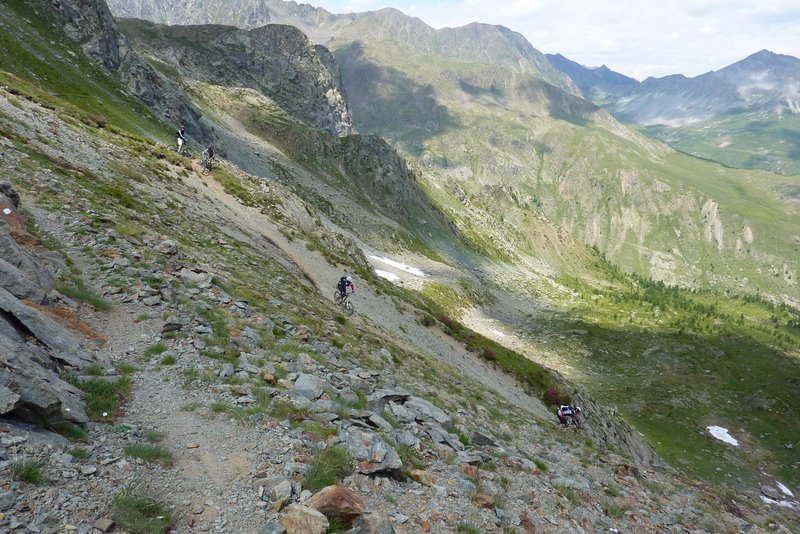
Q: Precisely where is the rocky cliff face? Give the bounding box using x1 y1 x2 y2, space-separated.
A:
0 182 97 425
118 19 353 137
45 0 209 140
106 0 579 96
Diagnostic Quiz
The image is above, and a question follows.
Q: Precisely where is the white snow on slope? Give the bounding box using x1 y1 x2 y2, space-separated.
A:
374 269 399 282
706 426 739 446
370 255 426 277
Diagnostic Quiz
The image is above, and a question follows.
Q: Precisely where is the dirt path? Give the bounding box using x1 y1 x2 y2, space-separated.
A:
192 168 552 421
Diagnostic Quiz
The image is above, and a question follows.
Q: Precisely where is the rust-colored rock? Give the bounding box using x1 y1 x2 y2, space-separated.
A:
475 494 495 509
304 485 364 519
460 464 478 478
410 468 433 486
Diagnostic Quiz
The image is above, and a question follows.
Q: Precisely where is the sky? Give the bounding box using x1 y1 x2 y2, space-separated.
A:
306 0 800 80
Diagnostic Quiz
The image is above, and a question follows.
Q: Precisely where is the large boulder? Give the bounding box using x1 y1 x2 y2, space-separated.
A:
344 428 402 475
0 335 88 423
304 485 364 522
280 504 329 534
0 286 94 369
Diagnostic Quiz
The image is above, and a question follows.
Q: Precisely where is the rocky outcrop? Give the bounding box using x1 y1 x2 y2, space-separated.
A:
118 19 353 137
45 0 209 141
0 184 96 424
572 388 662 467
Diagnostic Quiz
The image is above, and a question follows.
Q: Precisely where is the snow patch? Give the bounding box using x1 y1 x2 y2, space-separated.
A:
374 269 399 282
369 255 426 277
760 495 799 510
777 481 795 497
490 329 505 337
706 426 739 446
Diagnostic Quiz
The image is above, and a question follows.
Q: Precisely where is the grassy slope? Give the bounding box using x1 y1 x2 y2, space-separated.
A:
642 111 800 177
6 4 798 494
0 1 164 140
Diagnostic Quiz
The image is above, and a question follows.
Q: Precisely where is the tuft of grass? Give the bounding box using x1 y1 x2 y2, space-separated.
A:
603 500 630 519
10 460 45 483
63 375 131 420
51 421 89 442
57 280 112 310
118 364 139 375
123 444 174 467
180 402 199 412
145 431 165 443
112 484 173 534
84 364 105 376
142 343 168 357
456 522 482 534
159 354 177 365
303 446 353 492
69 447 91 460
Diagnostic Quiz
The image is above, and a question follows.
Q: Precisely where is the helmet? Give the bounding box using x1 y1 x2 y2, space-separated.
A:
346 276 352 282
575 406 582 413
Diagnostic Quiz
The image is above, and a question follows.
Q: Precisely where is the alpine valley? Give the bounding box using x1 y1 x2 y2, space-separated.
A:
0 0 798 532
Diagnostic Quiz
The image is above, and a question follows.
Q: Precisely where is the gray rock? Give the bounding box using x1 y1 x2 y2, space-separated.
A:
386 402 415 423
367 387 410 412
0 336 88 423
155 240 178 255
0 384 20 414
761 485 780 500
344 428 402 474
351 512 396 534
260 522 287 534
405 396 451 425
272 479 293 502
293 373 324 400
0 182 20 207
220 363 235 377
0 226 60 303
472 431 496 446
552 475 592 492
179 268 213 285
0 286 94 369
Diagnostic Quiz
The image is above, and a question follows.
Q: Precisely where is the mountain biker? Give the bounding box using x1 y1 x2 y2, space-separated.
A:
337 275 355 298
176 125 187 154
202 144 216 164
557 404 581 428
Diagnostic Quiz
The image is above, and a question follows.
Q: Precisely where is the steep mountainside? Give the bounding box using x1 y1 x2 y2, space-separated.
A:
7 1 796 532
2 1 800 530
119 20 353 137
111 0 800 301
546 52 639 104
106 0 579 96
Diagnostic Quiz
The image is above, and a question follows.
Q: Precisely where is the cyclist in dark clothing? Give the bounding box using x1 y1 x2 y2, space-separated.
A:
337 276 355 298
557 404 581 428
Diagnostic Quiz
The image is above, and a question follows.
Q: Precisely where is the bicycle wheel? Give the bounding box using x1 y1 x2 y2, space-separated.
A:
201 156 210 175
333 292 342 305
343 297 354 316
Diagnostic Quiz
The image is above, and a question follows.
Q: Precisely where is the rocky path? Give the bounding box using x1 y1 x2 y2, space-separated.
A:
193 167 552 422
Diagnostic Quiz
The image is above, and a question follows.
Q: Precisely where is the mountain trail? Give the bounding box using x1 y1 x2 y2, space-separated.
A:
193 167 553 421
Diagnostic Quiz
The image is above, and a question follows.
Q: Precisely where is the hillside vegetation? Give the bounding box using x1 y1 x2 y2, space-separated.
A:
1 0 799 532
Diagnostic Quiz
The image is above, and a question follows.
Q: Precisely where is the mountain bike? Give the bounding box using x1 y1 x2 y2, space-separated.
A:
559 416 583 431
168 144 192 158
201 150 215 175
333 291 354 316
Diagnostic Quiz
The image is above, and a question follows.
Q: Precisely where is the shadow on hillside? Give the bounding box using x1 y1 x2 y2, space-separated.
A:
477 300 800 485
334 41 460 150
